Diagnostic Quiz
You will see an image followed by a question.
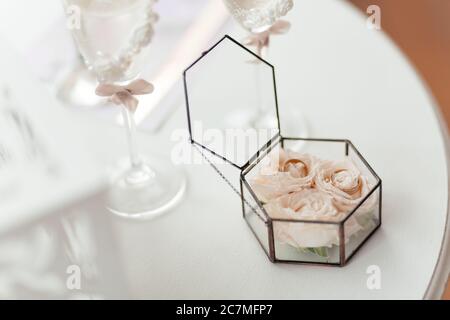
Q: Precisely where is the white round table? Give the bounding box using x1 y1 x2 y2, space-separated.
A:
2 0 448 299
112 0 449 299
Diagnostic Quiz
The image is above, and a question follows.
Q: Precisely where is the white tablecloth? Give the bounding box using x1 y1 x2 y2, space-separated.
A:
1 0 448 299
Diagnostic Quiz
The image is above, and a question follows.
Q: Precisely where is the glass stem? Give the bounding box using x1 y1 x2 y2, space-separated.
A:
121 105 141 168
255 43 269 118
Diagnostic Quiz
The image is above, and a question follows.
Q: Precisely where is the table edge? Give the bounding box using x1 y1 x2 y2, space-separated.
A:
423 94 450 300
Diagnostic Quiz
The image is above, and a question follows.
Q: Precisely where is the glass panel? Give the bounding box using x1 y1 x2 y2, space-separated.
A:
242 180 270 256
273 220 340 264
184 36 279 167
282 138 347 162
347 142 379 186
344 184 381 260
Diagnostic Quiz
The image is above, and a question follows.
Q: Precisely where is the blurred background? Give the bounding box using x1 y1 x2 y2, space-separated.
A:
0 0 449 299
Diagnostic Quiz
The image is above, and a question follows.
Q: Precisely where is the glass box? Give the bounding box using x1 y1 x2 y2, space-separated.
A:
183 35 382 266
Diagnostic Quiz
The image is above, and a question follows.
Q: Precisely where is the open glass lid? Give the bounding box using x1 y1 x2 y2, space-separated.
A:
183 35 280 169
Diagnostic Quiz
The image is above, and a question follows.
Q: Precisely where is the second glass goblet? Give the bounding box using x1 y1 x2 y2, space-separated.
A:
222 0 308 142
62 0 186 219
223 0 294 33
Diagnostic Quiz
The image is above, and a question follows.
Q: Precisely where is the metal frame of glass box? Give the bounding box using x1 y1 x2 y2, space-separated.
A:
183 35 382 267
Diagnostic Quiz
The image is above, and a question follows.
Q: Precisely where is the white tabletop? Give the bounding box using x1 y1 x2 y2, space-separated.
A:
1 0 449 299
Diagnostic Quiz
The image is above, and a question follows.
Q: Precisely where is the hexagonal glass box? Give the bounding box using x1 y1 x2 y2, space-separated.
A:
183 35 382 266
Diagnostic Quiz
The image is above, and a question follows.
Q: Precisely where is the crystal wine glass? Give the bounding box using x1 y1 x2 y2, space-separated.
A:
62 0 186 219
222 0 308 140
223 0 293 33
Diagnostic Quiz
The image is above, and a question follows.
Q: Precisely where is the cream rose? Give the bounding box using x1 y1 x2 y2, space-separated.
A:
249 150 377 251
265 189 339 221
250 149 318 202
264 189 363 248
314 159 376 214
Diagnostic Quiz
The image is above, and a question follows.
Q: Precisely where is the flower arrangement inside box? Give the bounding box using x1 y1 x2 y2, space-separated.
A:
183 35 382 266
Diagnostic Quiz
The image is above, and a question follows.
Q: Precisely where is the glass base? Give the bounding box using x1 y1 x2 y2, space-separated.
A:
106 156 186 220
56 63 105 108
279 107 309 152
225 107 309 147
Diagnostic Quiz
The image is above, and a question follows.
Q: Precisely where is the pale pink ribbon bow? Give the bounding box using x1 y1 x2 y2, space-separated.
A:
244 20 291 58
95 79 154 113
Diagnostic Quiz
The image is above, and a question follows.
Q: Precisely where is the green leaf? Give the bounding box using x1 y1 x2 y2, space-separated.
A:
312 247 329 258
299 246 329 258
